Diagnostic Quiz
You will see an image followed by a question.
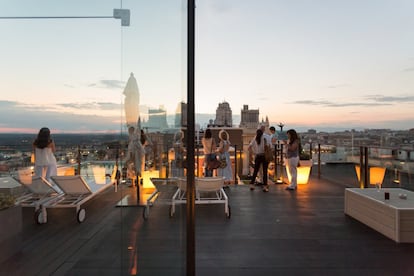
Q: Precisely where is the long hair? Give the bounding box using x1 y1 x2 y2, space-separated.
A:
204 129 212 139
255 129 263 145
33 127 52 149
287 129 298 143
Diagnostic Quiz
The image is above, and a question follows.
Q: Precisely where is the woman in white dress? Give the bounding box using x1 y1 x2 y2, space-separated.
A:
33 127 57 181
217 130 233 186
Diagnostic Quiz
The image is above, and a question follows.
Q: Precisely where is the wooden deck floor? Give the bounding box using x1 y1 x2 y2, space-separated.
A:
2 167 414 275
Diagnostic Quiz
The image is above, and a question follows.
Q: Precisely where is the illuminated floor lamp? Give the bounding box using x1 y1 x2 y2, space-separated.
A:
354 165 386 189
286 159 312 185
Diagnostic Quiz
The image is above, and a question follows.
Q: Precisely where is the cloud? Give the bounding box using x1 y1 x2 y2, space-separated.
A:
291 99 391 107
365 95 414 103
57 102 121 110
327 84 350 89
88 79 125 90
0 100 121 133
292 93 414 108
403 67 414 72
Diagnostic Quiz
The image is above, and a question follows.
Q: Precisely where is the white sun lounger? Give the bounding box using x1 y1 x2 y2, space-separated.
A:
14 176 65 224
49 175 115 223
142 177 180 220
169 176 230 218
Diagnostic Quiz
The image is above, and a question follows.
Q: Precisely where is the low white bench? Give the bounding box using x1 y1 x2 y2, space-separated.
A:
345 188 414 243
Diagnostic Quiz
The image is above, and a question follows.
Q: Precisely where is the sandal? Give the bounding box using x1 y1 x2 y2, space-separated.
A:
250 184 255 191
262 186 269 192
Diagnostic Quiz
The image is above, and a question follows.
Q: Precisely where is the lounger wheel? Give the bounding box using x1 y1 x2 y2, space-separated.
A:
143 206 149 220
34 209 45 224
77 209 86 223
226 205 231 219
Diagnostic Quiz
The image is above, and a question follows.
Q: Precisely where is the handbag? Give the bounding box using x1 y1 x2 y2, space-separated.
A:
264 140 273 162
219 154 227 169
207 156 221 170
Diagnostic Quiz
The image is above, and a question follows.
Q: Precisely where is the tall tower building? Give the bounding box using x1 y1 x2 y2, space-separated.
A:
175 101 187 127
239 105 259 129
214 101 233 127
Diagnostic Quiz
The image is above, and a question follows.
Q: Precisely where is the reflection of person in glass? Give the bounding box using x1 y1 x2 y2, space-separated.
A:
217 130 232 186
33 127 57 181
285 129 299 191
172 130 185 177
140 129 153 169
201 129 216 177
126 126 145 183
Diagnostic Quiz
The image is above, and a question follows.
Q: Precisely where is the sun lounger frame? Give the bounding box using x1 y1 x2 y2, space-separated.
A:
49 175 115 223
161 177 230 219
14 176 65 224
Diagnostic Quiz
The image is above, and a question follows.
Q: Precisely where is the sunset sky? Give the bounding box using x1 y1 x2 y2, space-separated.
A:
0 0 413 133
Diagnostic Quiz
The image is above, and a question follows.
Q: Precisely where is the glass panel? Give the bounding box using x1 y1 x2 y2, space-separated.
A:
0 1 186 274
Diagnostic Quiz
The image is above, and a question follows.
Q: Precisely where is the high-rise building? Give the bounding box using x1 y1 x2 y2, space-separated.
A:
239 105 259 129
214 101 232 127
144 106 168 130
175 101 187 127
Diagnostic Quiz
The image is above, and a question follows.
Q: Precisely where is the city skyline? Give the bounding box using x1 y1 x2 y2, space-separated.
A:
0 1 413 133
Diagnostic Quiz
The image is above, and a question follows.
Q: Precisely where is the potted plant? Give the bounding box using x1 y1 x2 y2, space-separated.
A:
0 193 16 210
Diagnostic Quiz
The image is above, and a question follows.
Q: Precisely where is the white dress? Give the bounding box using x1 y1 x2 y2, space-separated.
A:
34 146 57 180
217 141 232 182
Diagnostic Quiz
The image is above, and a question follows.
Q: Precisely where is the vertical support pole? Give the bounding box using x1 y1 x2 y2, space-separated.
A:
318 144 321 179
186 1 196 275
364 146 369 188
279 143 284 183
359 146 364 188
77 145 81 176
234 145 238 184
275 143 279 181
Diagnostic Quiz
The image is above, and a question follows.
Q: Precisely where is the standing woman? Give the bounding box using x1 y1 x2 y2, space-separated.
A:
217 130 233 186
33 127 57 181
285 129 299 191
201 128 216 177
248 129 269 192
172 130 185 177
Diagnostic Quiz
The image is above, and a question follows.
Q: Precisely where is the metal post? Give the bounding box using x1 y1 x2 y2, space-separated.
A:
364 146 369 188
359 146 364 188
186 1 196 275
279 143 284 183
234 145 237 184
77 145 81 175
275 142 279 181
318 143 321 179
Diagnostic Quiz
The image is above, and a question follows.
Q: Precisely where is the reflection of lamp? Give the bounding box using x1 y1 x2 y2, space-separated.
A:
286 160 312 184
393 168 400 184
354 165 386 187
168 149 175 161
92 166 106 185
141 170 159 189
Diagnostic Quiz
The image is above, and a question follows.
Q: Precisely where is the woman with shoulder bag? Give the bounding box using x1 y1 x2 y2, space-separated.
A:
217 130 233 187
202 128 217 177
